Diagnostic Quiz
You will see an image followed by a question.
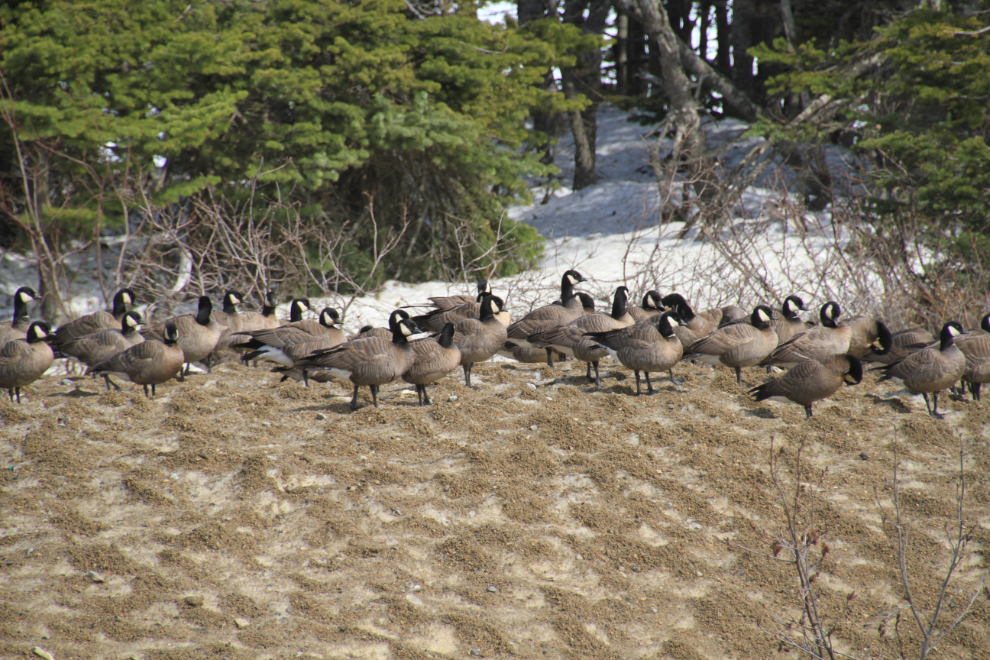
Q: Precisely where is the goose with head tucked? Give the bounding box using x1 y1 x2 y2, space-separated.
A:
750 355 863 419
0 321 55 403
427 280 492 311
402 323 462 405
413 295 510 333
876 321 967 417
683 305 778 385
661 293 712 346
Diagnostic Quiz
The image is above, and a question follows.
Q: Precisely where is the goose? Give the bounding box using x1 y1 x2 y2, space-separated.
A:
862 323 932 367
527 287 635 386
683 305 778 385
954 313 990 401
90 321 185 399
59 312 144 390
845 314 885 358
497 341 566 364
586 311 684 395
876 321 967 417
236 307 344 364
413 295 510 333
427 280 491 311
292 312 418 410
0 286 37 345
347 310 414 341
628 291 663 323
50 288 136 351
279 297 312 326
506 270 588 365
761 301 851 368
402 323 462 405
141 296 226 378
0 321 55 403
661 293 712 346
749 355 863 419
769 295 812 346
453 294 508 388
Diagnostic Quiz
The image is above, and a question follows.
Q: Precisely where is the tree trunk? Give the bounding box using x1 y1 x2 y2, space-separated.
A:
518 0 561 173
561 0 609 191
714 0 731 74
731 0 754 97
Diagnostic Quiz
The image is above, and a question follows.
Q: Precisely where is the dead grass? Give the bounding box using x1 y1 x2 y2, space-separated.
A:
1 359 988 660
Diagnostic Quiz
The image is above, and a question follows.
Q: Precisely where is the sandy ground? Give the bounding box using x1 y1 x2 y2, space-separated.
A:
1 355 988 660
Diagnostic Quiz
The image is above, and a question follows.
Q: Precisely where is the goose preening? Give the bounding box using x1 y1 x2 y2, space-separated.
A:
142 296 226 379
750 355 863 418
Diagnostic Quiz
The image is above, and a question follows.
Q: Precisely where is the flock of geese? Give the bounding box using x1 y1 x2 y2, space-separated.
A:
1 273 988 420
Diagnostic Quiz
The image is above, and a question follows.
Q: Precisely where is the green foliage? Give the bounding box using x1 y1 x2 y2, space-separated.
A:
746 8 990 232
1 0 586 285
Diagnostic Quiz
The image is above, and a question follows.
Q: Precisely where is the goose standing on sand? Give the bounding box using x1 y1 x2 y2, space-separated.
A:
59 311 145 390
683 305 778 385
292 312 418 410
527 286 635 386
505 270 587 366
453 294 508 388
876 321 967 417
90 321 185 399
587 311 684 395
0 287 37 345
50 288 136 351
403 323 462 405
142 296 226 379
749 355 863 419
0 321 55 403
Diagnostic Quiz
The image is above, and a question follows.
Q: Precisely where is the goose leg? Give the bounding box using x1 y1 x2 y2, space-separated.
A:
421 385 433 406
103 375 122 391
14 387 21 404
371 384 380 408
545 348 554 369
974 383 982 402
645 372 656 395
668 369 684 386
804 405 813 419
593 361 600 388
303 369 310 388
463 364 474 389
350 384 360 411
922 392 934 416
634 370 642 396
143 384 150 399
7 388 14 402
179 364 187 382
735 367 742 386
585 362 592 381
932 391 940 417
204 354 213 374
152 384 157 398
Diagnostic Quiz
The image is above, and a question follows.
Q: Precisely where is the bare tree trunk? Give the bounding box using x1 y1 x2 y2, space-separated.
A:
714 0 731 74
561 0 609 191
518 0 561 174
731 0 754 97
